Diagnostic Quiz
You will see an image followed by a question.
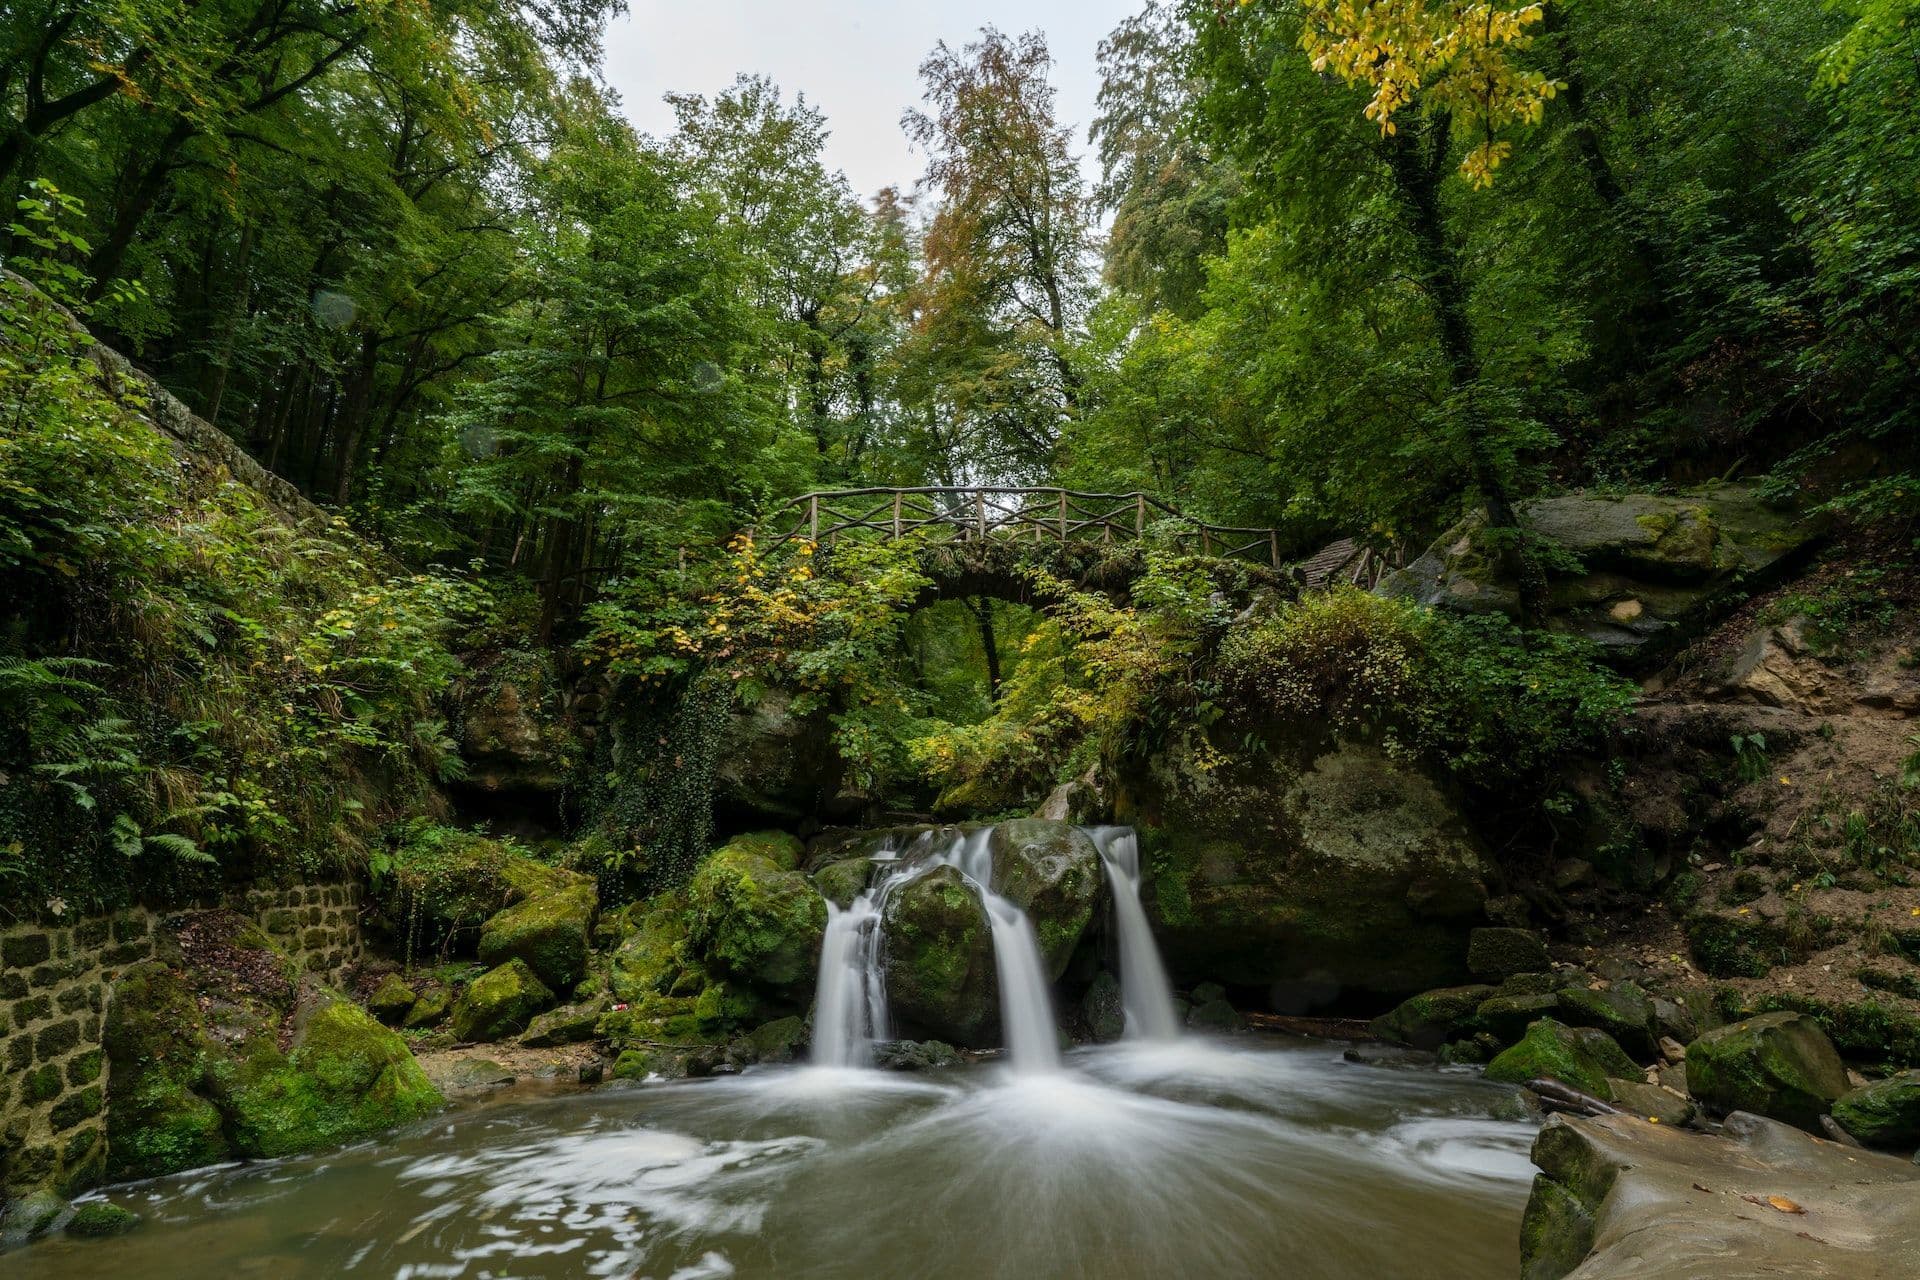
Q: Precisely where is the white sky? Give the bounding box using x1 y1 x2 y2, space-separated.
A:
603 0 1142 203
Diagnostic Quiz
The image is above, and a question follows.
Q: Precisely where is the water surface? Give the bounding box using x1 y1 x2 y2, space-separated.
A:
17 1038 1537 1280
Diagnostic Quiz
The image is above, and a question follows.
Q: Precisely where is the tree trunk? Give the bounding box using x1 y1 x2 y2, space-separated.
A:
969 596 1002 699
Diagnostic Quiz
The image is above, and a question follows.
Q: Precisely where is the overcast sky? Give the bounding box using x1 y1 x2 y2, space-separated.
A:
603 0 1141 203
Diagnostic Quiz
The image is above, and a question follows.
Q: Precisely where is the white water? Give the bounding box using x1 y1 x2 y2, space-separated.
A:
810 826 1065 1072
1087 826 1181 1041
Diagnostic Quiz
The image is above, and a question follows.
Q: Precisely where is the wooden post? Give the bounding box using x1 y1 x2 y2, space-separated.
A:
892 491 902 538
1135 494 1146 536
809 494 819 543
1202 528 1212 557
1270 531 1281 570
976 490 986 539
1058 491 1068 542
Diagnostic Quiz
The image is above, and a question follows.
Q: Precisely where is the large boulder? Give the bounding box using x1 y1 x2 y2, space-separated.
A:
450 958 554 1043
684 832 826 999
714 688 859 823
476 866 597 990
1370 984 1497 1050
986 820 1100 978
1685 1011 1849 1131
1379 482 1820 666
452 649 577 795
1484 1019 1639 1100
1555 980 1660 1060
1121 738 1492 1008
883 864 998 1047
103 913 441 1182
1833 1072 1920 1150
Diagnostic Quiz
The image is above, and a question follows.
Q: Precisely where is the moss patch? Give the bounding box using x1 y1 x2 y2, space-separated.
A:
1484 1019 1638 1099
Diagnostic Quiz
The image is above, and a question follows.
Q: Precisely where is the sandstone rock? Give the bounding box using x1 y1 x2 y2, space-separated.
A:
1685 1011 1848 1131
1833 1071 1920 1149
1484 1019 1638 1099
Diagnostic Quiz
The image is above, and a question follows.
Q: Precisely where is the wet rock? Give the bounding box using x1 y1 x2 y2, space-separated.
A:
366 973 418 1025
811 858 874 909
1521 1111 1920 1280
1484 1019 1638 1100
1081 971 1125 1044
0 1190 68 1244
989 820 1100 979
63 1200 139 1238
1833 1071 1920 1149
1468 928 1549 979
872 1039 965 1071
882 865 997 1047
685 833 825 999
1188 997 1245 1034
520 1000 607 1048
1370 984 1497 1050
742 1016 808 1065
1475 992 1562 1045
1685 1011 1848 1132
451 959 555 1043
476 867 598 991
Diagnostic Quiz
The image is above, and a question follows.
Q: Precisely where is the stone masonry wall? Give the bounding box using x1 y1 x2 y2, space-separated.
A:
0 881 364 1204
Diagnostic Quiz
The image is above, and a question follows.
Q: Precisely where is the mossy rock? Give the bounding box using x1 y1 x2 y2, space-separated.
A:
1685 1011 1848 1132
451 958 555 1043
476 870 597 991
520 1000 608 1048
725 830 805 872
812 858 875 909
873 1039 966 1071
1476 992 1562 1045
211 995 443 1159
1370 984 1496 1050
883 864 998 1047
1732 991 1920 1070
609 891 694 1004
64 1201 140 1238
1188 997 1245 1033
102 961 230 1181
366 974 418 1025
1081 971 1125 1044
685 836 827 997
1832 1072 1920 1149
611 1047 695 1081
988 820 1100 979
1468 928 1550 979
1554 981 1658 1060
1484 1019 1638 1099
744 1016 808 1064
402 986 451 1030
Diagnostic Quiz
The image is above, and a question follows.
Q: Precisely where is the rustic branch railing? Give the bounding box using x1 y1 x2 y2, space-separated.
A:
759 486 1290 568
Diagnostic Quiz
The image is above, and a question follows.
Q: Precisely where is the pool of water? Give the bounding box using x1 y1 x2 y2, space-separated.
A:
13 1037 1539 1280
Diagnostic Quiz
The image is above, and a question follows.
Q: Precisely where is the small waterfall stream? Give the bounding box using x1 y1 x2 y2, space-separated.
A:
810 823 1176 1070
1087 826 1180 1041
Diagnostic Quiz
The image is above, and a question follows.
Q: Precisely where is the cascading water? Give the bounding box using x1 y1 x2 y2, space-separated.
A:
809 826 1063 1073
1087 826 1181 1041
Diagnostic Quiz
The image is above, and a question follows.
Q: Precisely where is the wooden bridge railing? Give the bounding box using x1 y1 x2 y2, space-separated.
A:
760 486 1290 568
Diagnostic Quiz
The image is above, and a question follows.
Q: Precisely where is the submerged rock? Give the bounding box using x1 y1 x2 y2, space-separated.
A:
63 1200 140 1239
451 958 555 1043
873 1039 965 1071
1685 1011 1848 1132
1522 1111 1920 1280
1483 1019 1639 1100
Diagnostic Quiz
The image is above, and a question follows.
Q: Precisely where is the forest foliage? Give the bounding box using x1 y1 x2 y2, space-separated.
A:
4 0 1918 903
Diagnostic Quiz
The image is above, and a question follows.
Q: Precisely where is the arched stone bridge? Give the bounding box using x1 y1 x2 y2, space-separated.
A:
754 487 1400 604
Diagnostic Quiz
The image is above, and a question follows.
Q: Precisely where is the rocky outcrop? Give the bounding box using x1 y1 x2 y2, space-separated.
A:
103 912 441 1181
1521 1111 1920 1280
684 832 825 1001
1832 1071 1920 1149
1379 482 1820 666
713 689 859 824
476 866 597 991
452 650 578 797
1118 736 1492 1009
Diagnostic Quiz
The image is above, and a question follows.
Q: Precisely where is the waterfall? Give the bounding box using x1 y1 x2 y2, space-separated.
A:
1088 826 1180 1041
808 827 1063 1072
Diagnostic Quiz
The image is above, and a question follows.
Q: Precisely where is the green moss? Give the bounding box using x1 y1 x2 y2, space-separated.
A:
609 892 693 1003
476 874 597 990
1484 1019 1638 1099
1685 1011 1848 1131
102 961 231 1181
684 838 826 994
1554 981 1658 1059
450 958 554 1042
1685 912 1786 978
1369 984 1496 1049
64 1201 140 1239
402 985 451 1029
366 974 418 1024
1832 1071 1920 1148
726 830 805 872
812 858 873 909
1518 1175 1595 1280
1736 991 1920 1070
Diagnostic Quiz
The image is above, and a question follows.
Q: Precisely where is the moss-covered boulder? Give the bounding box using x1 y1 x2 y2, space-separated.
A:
609 891 695 1003
520 1000 607 1048
1082 971 1125 1044
452 648 578 795
403 985 451 1029
210 995 443 1159
1468 928 1550 979
477 868 597 991
64 1201 140 1238
1685 1011 1849 1131
988 820 1100 978
742 1016 808 1065
1484 1019 1639 1099
366 974 418 1025
1833 1072 1920 1149
883 864 998 1047
812 857 874 909
1555 981 1659 1060
685 834 826 997
1371 984 1497 1050
451 959 555 1043
1123 738 1491 1007
1476 992 1562 1045
103 914 442 1183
